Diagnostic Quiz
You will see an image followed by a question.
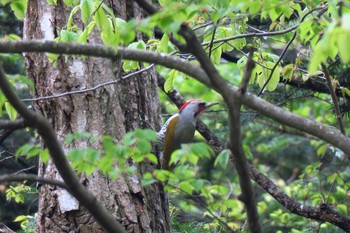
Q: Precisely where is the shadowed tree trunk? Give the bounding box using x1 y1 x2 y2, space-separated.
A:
24 0 169 232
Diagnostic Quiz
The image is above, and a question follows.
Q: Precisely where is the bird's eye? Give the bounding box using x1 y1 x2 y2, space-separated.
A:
199 102 206 108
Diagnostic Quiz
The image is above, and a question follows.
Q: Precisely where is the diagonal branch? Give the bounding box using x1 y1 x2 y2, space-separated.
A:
239 47 255 94
0 66 126 233
158 74 350 232
321 63 346 135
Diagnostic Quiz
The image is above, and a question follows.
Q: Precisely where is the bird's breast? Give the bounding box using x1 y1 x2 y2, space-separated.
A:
173 116 196 145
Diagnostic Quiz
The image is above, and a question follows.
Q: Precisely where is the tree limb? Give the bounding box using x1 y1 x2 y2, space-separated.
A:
0 173 67 189
0 40 350 156
0 66 126 233
158 74 350 232
0 119 27 130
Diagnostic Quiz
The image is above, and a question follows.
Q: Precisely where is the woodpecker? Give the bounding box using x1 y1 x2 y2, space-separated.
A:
157 100 218 170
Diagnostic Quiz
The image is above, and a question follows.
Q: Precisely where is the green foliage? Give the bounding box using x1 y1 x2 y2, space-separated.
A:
6 184 36 204
0 73 33 120
16 143 50 163
1 0 28 19
65 129 158 178
14 215 35 233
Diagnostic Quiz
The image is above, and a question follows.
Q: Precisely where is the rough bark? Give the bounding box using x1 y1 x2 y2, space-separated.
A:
24 0 169 232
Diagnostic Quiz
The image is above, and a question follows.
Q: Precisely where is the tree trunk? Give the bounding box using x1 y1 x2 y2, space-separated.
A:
23 0 169 232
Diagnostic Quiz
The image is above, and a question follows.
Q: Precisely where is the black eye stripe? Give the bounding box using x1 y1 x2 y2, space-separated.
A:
199 102 206 108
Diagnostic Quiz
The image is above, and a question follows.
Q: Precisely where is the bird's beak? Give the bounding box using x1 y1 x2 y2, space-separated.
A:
205 102 219 109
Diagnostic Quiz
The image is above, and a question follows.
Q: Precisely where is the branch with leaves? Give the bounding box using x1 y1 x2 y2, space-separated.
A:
0 40 350 153
1 38 350 231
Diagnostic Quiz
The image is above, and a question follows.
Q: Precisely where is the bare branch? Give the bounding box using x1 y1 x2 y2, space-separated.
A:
0 66 126 233
0 40 211 86
202 25 299 46
0 119 27 130
0 173 67 189
22 64 154 102
239 47 255 94
249 164 350 232
321 63 346 135
208 19 221 59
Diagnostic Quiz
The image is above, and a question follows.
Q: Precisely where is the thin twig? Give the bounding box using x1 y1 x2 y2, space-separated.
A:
257 5 327 96
202 25 299 46
239 47 255 94
208 18 221 59
22 65 154 102
0 173 67 189
321 63 346 134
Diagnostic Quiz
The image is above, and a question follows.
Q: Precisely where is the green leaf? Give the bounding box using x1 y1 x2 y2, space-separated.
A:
4 102 17 120
157 34 171 53
60 30 79 42
337 30 350 63
67 5 80 30
210 46 222 65
142 129 158 141
123 132 137 146
340 87 350 97
67 148 84 161
282 64 294 81
93 6 109 31
40 149 50 163
79 21 95 43
317 144 328 157
190 142 213 158
80 0 94 24
191 179 205 192
154 169 171 182
187 153 199 165
16 144 37 158
164 69 178 93
214 150 230 168
337 204 348 215
178 181 194 194
255 61 280 91
145 153 158 164
132 152 144 162
0 92 6 117
63 0 79 7
141 172 156 186
98 155 114 173
327 173 337 184
10 0 28 19
47 0 58 4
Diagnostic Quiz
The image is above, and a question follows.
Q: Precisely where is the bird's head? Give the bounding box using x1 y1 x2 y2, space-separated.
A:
179 100 218 117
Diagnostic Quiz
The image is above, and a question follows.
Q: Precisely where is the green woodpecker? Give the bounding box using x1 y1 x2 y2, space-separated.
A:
157 100 218 170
